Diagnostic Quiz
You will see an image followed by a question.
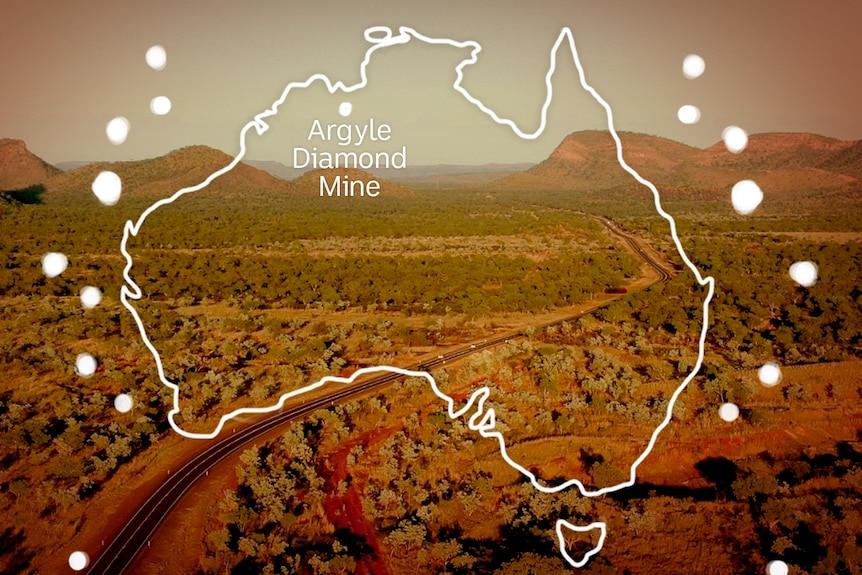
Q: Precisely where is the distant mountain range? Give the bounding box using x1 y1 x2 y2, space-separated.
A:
3 131 861 205
494 131 861 193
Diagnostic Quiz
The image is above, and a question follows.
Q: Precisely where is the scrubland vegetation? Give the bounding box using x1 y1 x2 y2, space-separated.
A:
0 178 860 574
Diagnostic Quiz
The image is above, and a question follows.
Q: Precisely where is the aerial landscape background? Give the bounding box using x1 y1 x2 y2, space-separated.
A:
1 2 861 574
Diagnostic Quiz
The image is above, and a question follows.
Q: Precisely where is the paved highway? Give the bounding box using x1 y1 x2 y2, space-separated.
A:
593 215 673 283
86 216 673 575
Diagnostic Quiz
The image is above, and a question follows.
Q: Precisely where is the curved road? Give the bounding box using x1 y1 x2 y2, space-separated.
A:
85 216 673 575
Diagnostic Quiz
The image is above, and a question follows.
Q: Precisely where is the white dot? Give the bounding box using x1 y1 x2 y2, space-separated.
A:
75 353 97 378
723 126 748 153
731 180 763 215
146 45 167 71
106 117 130 145
69 551 90 571
758 362 783 387
114 394 134 413
91 171 122 205
150 96 172 116
338 102 352 117
677 105 701 125
789 261 818 287
80 286 102 309
719 403 740 422
767 560 789 575
682 54 706 79
41 252 68 278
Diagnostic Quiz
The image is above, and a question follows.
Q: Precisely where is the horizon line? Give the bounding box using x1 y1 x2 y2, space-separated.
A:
7 127 860 167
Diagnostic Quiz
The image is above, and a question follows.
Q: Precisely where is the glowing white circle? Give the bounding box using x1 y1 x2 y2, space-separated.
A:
146 45 167 70
69 551 89 571
682 54 706 79
114 394 134 413
723 126 748 153
758 362 782 387
106 117 130 145
731 180 763 215
719 403 740 422
92 171 122 205
42 252 68 278
80 286 102 309
678 105 701 125
789 261 818 287
75 353 97 378
150 96 172 116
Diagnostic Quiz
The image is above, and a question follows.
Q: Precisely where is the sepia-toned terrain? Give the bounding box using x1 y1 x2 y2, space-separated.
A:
0 131 860 574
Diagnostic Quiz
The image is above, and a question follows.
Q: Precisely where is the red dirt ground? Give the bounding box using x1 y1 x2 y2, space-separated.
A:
319 426 400 575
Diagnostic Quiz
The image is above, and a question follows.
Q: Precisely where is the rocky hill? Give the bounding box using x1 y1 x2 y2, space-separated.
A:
40 145 293 205
0 139 60 191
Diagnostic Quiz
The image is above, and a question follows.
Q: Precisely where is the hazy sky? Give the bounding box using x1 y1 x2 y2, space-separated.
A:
2 0 861 165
